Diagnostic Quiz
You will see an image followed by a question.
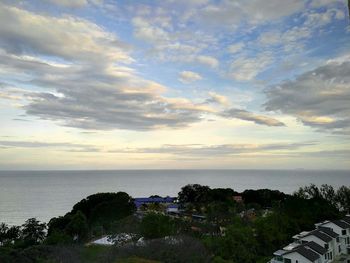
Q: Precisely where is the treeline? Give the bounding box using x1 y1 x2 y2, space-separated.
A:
0 184 349 263
295 184 350 213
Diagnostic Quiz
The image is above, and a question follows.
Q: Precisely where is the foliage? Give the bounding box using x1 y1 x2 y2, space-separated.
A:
241 189 286 207
204 219 258 263
65 211 89 241
71 192 135 223
178 184 211 204
21 218 46 246
140 213 176 239
295 184 350 212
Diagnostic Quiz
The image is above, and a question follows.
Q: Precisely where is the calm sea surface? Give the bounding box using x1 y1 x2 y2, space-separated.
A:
0 170 349 225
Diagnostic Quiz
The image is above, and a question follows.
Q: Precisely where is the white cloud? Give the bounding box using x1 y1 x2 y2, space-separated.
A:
179 71 202 83
196 55 219 68
227 42 245 54
46 0 88 8
206 92 229 107
228 54 273 81
265 57 350 134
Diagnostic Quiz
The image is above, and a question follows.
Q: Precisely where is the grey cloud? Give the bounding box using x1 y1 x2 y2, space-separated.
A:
108 142 314 156
196 0 304 27
0 3 208 131
0 3 130 63
300 149 350 158
264 60 350 134
220 108 285 127
0 140 98 152
0 3 286 131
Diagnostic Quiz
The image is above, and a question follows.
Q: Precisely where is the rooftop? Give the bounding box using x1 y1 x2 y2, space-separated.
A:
332 220 350 229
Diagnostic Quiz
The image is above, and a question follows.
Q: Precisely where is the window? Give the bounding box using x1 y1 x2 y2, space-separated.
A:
339 245 341 253
324 244 329 249
283 259 291 263
342 229 346 235
296 261 298 263
336 237 340 242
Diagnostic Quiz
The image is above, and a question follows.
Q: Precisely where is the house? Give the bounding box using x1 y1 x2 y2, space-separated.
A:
133 197 176 210
232 195 243 203
270 217 350 263
315 217 350 254
166 204 179 214
271 242 323 263
293 228 339 261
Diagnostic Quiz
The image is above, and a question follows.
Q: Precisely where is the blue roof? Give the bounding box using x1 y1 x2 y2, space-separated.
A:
167 204 179 208
134 197 176 208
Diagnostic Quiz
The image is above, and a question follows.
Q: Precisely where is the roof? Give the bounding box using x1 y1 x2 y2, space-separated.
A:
134 197 175 203
342 216 350 224
318 226 339 238
332 220 350 229
273 249 287 256
304 229 332 243
284 246 320 262
167 204 179 209
134 197 176 207
305 241 327 255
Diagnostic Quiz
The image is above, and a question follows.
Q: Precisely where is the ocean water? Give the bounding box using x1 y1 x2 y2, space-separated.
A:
0 169 349 225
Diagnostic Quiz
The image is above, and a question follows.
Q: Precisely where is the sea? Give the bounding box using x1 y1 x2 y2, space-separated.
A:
0 169 349 225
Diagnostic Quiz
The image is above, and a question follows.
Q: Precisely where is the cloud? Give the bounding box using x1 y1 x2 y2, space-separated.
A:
108 141 315 157
0 3 217 131
45 0 88 8
220 108 285 126
265 59 350 134
227 42 245 54
179 70 202 83
0 140 98 152
0 4 131 64
206 92 229 107
196 0 304 27
228 53 273 81
196 55 219 68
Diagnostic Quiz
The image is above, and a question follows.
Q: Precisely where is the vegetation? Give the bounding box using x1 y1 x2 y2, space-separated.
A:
0 184 349 263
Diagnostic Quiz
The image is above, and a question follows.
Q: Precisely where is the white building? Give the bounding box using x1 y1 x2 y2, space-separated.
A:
271 242 324 263
270 216 350 263
315 216 350 255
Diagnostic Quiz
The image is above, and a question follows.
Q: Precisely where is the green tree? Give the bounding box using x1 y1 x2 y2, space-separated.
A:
336 186 350 213
21 218 46 246
65 211 89 242
0 223 9 245
178 184 211 204
204 220 258 263
140 213 175 239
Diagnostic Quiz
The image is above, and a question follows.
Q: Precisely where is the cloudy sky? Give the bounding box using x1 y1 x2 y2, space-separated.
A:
0 0 349 170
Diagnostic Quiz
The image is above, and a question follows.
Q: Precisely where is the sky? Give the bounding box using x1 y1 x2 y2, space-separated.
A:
0 0 349 170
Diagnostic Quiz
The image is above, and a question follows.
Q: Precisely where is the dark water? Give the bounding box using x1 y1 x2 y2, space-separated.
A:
0 169 349 225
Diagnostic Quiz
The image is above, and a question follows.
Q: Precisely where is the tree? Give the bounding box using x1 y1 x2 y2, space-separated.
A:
204 219 258 263
178 184 211 204
242 189 286 207
71 192 135 228
90 192 136 228
0 223 9 245
336 186 350 213
140 213 175 239
21 218 46 246
65 211 89 242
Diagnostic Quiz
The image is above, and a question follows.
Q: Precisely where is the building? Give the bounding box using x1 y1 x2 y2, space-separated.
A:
315 217 350 255
133 197 176 210
232 195 243 203
166 204 179 214
270 216 350 263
